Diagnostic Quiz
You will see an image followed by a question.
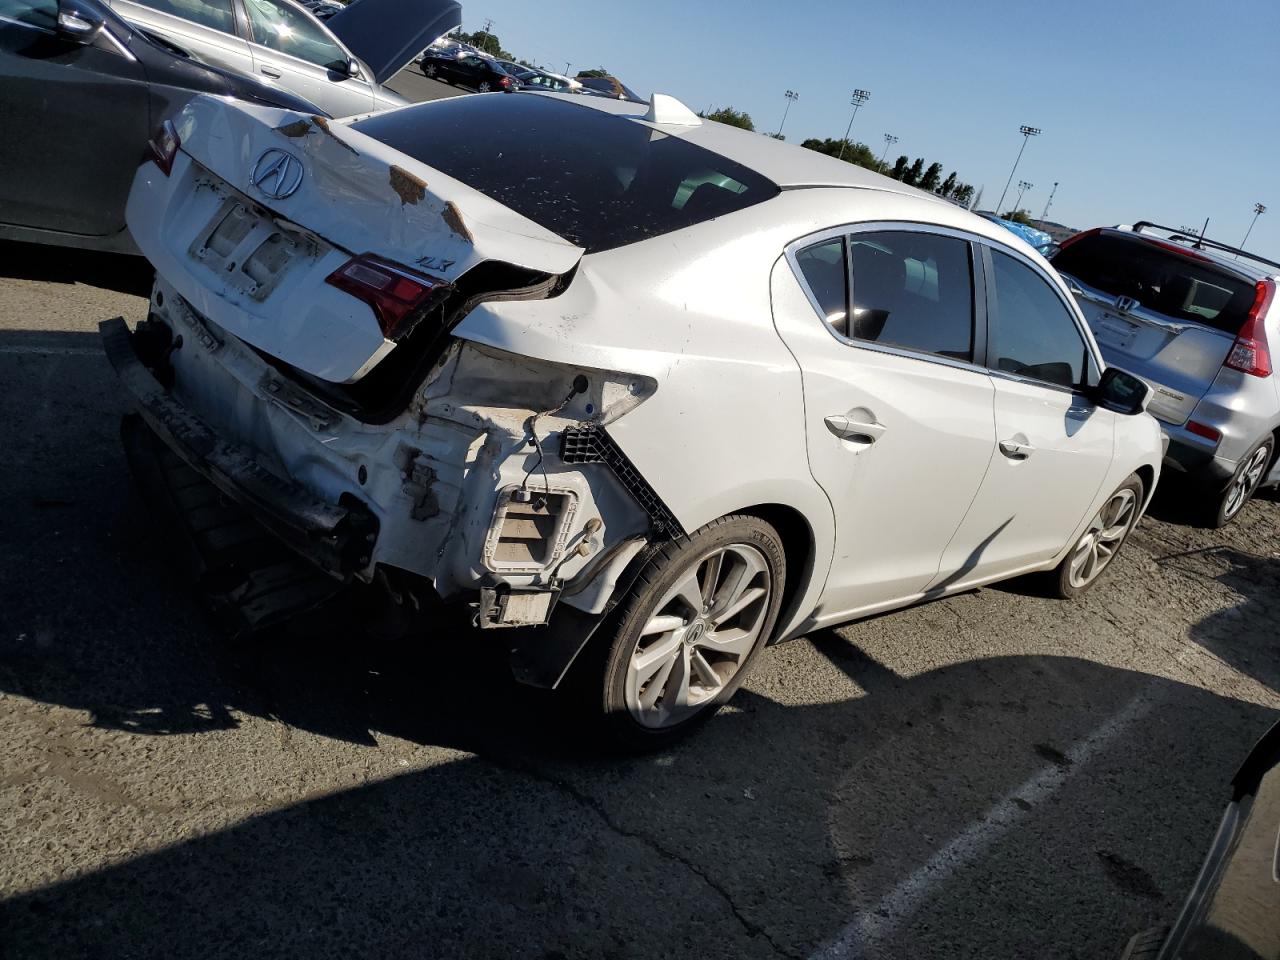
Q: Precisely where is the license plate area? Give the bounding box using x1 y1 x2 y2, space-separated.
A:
189 197 320 302
1094 311 1138 351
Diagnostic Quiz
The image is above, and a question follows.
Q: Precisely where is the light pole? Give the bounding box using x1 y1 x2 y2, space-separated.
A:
563 62 571 76
479 17 494 54
836 89 871 161
1012 180 1033 215
878 133 899 166
776 90 798 138
1240 202 1266 254
1040 181 1059 223
995 125 1040 217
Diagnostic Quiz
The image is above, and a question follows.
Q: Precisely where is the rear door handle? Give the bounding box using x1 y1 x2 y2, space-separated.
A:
825 414 886 444
260 66 282 78
999 438 1036 460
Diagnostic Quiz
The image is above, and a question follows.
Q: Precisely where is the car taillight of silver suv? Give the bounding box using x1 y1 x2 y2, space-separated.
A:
1052 222 1280 526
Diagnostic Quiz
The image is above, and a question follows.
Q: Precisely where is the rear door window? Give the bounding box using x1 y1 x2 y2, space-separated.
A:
1052 232 1256 334
847 231 974 361
795 238 848 334
989 250 1093 389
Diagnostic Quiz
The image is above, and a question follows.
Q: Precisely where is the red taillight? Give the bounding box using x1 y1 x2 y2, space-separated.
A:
148 119 180 176
501 76 512 89
1187 421 1222 443
325 254 450 340
1223 279 1275 378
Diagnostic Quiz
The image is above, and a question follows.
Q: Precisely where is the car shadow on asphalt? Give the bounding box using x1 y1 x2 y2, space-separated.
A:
3 328 1279 958
0 240 153 297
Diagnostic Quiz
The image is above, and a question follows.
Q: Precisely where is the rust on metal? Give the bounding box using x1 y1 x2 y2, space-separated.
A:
276 119 311 138
389 165 427 206
442 201 473 243
309 115 359 156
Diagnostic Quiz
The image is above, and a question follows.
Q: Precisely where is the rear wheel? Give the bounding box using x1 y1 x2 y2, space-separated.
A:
585 515 785 750
1051 474 1144 599
1207 436 1273 527
423 62 437 78
477 80 492 92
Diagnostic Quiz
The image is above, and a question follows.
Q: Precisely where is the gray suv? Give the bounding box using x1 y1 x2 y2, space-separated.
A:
1053 222 1280 526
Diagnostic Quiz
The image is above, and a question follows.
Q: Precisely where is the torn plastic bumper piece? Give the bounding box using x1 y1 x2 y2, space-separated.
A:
560 425 685 539
99 316 378 579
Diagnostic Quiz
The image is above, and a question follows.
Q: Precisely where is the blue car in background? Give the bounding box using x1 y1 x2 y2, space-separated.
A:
975 212 1058 256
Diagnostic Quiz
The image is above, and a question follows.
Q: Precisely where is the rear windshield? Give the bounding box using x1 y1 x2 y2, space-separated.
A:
1052 233 1256 334
350 95 779 254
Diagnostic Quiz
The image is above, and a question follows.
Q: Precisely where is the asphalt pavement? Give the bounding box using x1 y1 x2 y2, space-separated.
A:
1 68 1279 960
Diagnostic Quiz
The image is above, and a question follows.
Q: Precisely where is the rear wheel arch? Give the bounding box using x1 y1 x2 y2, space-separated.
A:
737 502 815 643
1133 464 1156 507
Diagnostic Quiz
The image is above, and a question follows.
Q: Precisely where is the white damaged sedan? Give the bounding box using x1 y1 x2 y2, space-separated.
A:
105 91 1164 745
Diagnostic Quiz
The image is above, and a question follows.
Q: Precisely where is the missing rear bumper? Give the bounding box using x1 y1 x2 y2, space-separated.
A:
100 316 378 579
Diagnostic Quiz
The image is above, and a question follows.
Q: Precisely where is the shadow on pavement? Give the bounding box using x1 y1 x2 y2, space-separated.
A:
0 240 153 297
2 327 1279 958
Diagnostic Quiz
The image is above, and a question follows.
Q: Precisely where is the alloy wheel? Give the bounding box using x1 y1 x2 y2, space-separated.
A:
1223 444 1271 521
624 544 772 729
425 64 436 77
1068 487 1138 589
478 81 491 92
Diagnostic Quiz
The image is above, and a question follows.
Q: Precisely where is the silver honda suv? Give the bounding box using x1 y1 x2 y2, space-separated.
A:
1052 222 1280 526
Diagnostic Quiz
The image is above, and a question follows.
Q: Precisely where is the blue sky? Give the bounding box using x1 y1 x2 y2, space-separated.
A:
463 0 1278 260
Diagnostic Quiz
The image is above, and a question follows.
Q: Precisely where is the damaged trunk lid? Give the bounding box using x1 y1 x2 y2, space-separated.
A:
132 95 583 383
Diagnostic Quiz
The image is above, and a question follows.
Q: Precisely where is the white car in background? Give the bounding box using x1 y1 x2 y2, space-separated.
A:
103 0 459 116
102 90 1164 747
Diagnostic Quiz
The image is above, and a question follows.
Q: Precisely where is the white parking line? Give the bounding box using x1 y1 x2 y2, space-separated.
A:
0 346 103 356
809 691 1154 960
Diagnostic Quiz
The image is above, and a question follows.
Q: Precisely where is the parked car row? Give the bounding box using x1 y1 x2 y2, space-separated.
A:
417 33 640 100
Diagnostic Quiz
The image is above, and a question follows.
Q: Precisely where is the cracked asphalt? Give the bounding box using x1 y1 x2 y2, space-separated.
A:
2 76 1279 960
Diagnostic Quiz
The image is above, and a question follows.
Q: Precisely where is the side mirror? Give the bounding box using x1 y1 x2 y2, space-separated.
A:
1091 367 1149 416
346 58 361 78
56 0 106 42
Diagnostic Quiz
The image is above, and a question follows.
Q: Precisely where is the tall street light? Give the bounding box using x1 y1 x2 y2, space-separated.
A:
1040 181 1059 222
995 124 1040 216
1013 180 1033 214
1240 202 1266 253
878 133 899 166
836 89 871 161
777 90 799 138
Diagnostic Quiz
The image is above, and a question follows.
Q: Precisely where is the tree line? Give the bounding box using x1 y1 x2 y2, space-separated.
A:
700 107 976 207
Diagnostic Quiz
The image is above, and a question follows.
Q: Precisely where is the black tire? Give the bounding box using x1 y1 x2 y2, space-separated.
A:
1049 473 1145 600
581 515 786 751
1204 435 1274 528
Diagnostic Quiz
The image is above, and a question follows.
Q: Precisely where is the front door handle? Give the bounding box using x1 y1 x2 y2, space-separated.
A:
999 438 1036 460
825 414 886 444
260 66 282 78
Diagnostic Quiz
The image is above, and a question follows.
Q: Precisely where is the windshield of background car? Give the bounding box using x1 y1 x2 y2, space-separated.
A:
351 95 780 253
1052 233 1256 335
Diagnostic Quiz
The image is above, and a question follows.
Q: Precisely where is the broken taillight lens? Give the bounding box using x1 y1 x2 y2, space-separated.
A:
325 254 451 340
1223 279 1275 378
148 120 180 176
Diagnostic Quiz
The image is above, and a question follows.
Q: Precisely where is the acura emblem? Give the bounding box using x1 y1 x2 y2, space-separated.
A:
251 148 304 199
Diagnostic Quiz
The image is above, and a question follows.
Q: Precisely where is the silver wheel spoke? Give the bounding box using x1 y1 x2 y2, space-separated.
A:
641 614 685 637
639 650 680 711
700 626 755 660
667 646 692 714
672 571 705 617
690 649 721 689
700 551 723 607
715 585 767 625
711 552 765 620
632 635 681 684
